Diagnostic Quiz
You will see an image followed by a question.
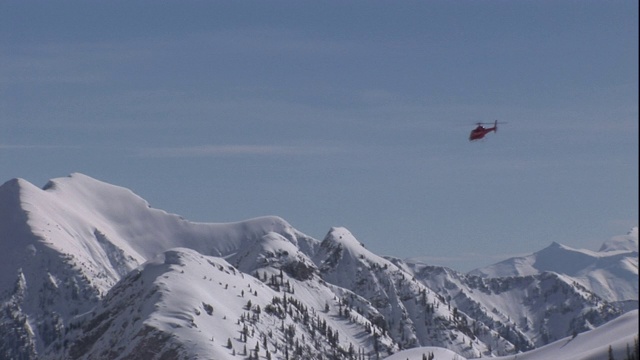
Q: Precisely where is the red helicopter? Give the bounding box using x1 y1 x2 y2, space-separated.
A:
469 120 504 141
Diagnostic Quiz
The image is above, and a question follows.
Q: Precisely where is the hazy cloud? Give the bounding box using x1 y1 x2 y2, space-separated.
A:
406 251 530 271
0 144 81 150
137 144 343 158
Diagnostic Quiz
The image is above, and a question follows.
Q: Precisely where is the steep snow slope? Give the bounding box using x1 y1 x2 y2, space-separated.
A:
469 228 639 304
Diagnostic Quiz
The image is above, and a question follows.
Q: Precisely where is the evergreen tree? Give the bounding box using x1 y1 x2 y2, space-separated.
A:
609 345 615 360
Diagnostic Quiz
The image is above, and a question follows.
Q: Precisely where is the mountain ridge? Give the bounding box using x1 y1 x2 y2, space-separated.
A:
0 173 636 359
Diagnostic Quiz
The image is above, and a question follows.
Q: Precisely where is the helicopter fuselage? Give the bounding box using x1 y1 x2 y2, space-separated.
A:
469 120 499 141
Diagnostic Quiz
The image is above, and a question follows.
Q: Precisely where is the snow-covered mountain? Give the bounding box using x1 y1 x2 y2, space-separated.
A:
399 261 623 351
0 174 323 359
395 227 637 351
48 247 397 360
469 228 638 305
388 309 639 360
0 174 637 359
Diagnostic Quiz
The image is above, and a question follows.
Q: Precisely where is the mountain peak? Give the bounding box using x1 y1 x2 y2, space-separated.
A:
0 177 41 196
1 177 24 190
316 227 374 274
323 226 366 249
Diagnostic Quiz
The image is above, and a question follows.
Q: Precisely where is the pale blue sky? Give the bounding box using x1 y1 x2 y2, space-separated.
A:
1 1 637 271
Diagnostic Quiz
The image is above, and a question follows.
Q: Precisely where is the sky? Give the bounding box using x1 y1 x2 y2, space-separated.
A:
1 0 638 272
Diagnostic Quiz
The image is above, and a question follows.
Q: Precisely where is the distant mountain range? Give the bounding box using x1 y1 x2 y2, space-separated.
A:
0 173 636 359
469 229 638 306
